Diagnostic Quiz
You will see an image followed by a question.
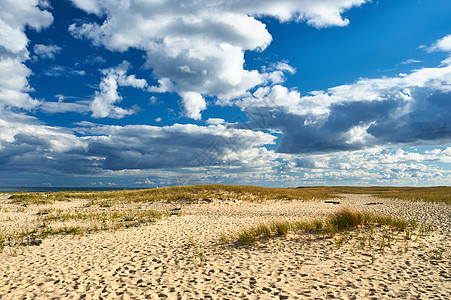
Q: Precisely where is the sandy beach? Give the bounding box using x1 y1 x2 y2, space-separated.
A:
0 193 450 299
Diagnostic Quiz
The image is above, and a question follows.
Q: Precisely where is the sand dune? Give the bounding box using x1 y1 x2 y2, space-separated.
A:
0 194 449 299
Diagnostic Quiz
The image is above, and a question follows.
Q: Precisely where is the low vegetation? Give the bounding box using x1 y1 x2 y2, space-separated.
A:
4 185 337 207
297 186 451 204
7 193 54 205
4 185 449 207
0 206 168 255
361 186 451 203
222 208 429 257
1 185 448 256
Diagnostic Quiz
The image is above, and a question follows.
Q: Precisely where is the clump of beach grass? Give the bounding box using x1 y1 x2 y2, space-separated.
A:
270 220 291 236
8 193 54 205
328 209 362 231
223 208 425 251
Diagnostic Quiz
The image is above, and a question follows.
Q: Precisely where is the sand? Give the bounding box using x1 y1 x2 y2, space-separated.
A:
0 194 450 299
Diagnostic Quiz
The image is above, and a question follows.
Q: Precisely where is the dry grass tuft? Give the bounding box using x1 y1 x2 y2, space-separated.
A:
224 208 422 246
0 204 167 254
328 209 363 231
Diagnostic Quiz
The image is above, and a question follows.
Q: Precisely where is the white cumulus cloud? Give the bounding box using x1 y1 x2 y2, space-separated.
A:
235 44 451 154
206 118 225 125
0 0 53 110
69 0 367 119
91 61 148 119
33 44 62 60
429 34 451 52
179 91 206 120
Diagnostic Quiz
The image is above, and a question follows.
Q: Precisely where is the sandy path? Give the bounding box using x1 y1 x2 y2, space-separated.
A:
0 194 450 299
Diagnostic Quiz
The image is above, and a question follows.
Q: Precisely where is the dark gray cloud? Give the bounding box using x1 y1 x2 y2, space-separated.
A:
241 90 451 154
367 92 451 143
324 100 397 133
86 124 274 170
0 114 274 176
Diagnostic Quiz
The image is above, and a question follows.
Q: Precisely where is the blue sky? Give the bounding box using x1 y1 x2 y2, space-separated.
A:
0 0 450 188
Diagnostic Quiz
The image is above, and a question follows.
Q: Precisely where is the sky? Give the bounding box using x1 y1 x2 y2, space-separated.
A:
0 0 450 188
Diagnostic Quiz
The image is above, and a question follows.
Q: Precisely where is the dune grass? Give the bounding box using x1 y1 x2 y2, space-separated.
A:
0 207 166 254
8 193 54 205
222 209 443 263
4 185 340 206
363 186 450 204
224 208 421 247
38 209 163 227
296 186 450 204
5 185 449 207
1 185 447 255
